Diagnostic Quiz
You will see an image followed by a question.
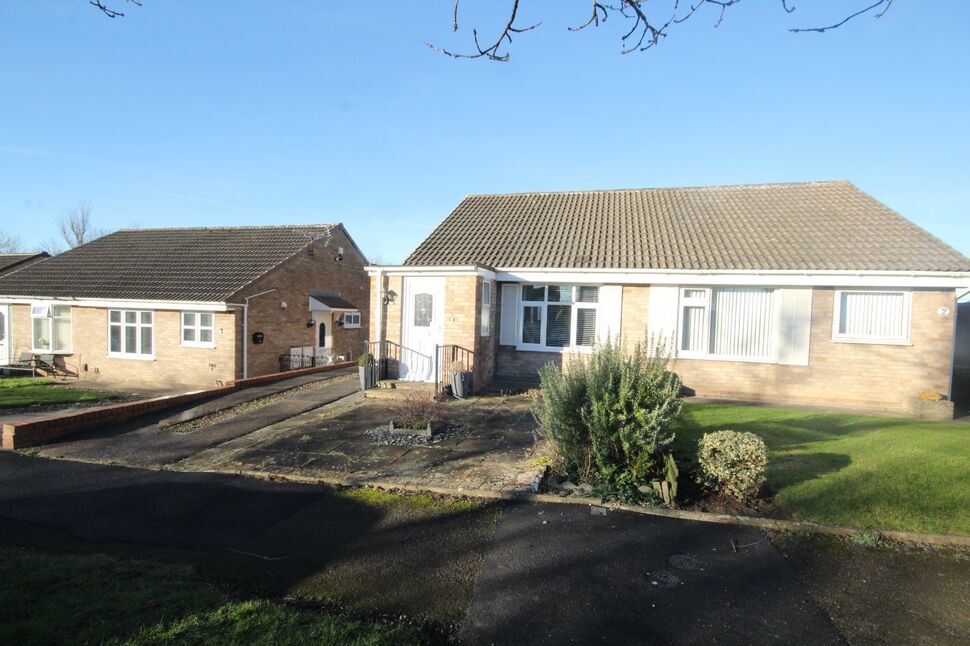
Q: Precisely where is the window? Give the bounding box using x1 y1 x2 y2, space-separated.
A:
31 304 72 352
833 290 910 344
518 285 599 351
342 312 361 328
481 280 492 337
678 287 775 360
181 311 215 348
109 310 154 358
413 293 433 327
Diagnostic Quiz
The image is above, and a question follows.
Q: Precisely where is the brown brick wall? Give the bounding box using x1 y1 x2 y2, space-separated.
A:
232 227 369 378
8 304 237 389
619 285 957 414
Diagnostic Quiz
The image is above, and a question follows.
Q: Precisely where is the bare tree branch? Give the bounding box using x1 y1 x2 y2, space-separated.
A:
57 202 109 250
90 0 141 19
426 0 541 61
789 0 893 34
0 232 23 254
433 0 896 60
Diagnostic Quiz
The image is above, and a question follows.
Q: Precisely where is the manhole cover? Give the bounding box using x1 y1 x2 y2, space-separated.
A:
668 553 706 571
646 569 682 588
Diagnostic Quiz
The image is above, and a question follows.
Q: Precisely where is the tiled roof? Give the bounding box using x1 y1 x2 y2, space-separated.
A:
0 225 337 302
403 181 970 272
0 253 49 276
309 292 359 310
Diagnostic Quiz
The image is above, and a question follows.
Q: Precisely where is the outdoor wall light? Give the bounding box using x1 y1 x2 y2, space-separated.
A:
381 289 397 305
306 318 315 328
280 301 288 310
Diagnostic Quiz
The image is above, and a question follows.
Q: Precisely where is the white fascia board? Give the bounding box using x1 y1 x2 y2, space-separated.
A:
0 296 229 312
494 268 970 289
365 265 496 279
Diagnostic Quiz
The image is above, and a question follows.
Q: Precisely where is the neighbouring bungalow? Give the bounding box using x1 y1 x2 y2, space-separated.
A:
0 252 49 277
0 225 368 388
367 181 970 417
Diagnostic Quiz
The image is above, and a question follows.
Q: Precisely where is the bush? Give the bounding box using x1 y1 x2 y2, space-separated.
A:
696 430 767 501
389 391 443 429
531 337 682 498
358 353 374 367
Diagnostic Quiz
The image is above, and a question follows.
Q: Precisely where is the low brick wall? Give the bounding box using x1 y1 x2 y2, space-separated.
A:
2 361 355 450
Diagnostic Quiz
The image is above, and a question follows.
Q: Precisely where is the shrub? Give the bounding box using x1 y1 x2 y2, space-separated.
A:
916 390 946 401
357 353 374 367
389 392 443 430
531 336 682 497
696 430 768 502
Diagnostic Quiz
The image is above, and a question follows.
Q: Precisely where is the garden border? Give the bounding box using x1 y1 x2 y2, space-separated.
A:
214 467 970 548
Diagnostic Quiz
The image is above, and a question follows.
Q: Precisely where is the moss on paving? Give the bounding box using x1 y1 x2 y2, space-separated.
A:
340 487 482 512
0 545 430 646
0 377 117 409
673 402 970 535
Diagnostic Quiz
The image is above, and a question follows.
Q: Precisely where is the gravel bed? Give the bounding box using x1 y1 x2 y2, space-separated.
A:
364 421 469 446
168 376 353 433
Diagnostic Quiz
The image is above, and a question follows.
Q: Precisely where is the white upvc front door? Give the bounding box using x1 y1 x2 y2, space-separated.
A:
0 305 9 366
400 276 444 382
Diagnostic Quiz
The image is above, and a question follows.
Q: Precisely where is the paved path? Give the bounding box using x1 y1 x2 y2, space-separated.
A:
30 369 358 468
0 453 843 644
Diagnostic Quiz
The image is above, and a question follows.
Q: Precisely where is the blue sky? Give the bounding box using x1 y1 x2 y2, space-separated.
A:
1 1 968 263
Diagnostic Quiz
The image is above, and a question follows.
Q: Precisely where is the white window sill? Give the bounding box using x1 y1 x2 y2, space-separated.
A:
181 342 216 349
108 353 155 361
342 324 361 329
676 352 776 364
515 344 594 354
832 337 912 346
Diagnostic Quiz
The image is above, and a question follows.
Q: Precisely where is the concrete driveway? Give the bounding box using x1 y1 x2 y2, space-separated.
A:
0 452 843 644
28 368 359 468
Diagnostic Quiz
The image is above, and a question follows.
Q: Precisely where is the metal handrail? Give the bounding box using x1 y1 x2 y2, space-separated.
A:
434 344 474 398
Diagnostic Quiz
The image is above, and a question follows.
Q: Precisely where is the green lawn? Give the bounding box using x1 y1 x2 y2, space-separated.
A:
0 546 428 646
672 402 970 536
0 377 117 409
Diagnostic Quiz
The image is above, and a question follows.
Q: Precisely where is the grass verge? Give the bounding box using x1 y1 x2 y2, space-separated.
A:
672 402 970 535
0 545 430 645
0 377 117 409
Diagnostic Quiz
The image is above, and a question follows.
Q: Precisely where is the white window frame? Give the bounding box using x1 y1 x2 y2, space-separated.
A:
180 311 216 348
516 285 600 353
832 289 912 345
481 280 492 337
341 311 361 329
108 309 155 360
30 303 73 354
676 287 779 363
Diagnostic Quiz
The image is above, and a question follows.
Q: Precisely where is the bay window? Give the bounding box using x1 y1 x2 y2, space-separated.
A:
109 310 154 358
833 290 910 344
31 304 72 352
519 285 599 350
181 311 215 347
678 287 776 360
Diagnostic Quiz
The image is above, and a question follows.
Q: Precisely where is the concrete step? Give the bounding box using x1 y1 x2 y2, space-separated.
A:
366 380 435 400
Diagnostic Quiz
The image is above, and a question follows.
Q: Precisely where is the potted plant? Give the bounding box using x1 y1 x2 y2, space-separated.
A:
450 361 473 399
358 353 377 391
